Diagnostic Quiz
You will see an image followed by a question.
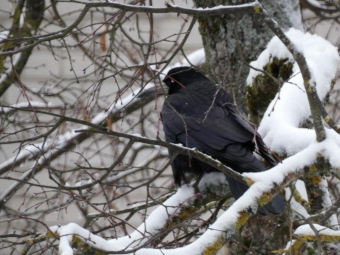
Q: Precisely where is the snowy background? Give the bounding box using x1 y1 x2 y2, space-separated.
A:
1 1 340 254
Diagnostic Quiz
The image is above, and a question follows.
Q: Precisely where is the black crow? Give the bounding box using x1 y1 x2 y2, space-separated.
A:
142 66 285 215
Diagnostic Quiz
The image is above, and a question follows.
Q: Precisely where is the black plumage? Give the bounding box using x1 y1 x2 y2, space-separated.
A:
160 66 285 215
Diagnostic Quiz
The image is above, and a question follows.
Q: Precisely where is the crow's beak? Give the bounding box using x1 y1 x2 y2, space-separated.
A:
137 84 168 98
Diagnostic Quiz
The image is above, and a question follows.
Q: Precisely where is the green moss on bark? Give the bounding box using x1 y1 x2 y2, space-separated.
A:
246 57 293 125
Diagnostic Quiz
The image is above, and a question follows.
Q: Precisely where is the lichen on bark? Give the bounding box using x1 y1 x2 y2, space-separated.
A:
246 57 294 125
303 156 331 215
193 0 301 112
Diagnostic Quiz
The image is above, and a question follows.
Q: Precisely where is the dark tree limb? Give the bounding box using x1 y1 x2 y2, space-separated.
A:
0 0 45 96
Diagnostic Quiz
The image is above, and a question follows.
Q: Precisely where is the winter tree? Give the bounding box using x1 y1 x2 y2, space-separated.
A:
0 0 340 254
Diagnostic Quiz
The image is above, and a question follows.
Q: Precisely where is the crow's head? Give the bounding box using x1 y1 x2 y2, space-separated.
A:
137 66 208 98
163 67 207 94
163 66 191 94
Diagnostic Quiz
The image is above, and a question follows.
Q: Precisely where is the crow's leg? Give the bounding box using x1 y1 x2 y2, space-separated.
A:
192 173 203 195
192 173 206 211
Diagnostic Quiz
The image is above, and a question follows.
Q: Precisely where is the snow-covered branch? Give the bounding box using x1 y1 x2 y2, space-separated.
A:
248 28 339 154
2 1 340 254
246 18 340 253
34 143 334 255
30 180 229 255
283 224 340 254
254 2 332 142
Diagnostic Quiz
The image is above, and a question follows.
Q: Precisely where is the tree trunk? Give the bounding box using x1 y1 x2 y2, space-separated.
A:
193 0 302 112
193 1 302 254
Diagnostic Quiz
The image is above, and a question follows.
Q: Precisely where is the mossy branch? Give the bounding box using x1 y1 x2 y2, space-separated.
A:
254 1 326 142
22 182 232 255
281 233 340 254
291 185 310 213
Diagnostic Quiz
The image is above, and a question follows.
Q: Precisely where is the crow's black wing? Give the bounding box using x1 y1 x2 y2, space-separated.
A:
162 87 284 214
162 87 276 166
162 89 263 192
162 91 258 166
162 97 253 143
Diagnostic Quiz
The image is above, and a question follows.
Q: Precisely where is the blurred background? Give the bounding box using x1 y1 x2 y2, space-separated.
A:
0 1 340 254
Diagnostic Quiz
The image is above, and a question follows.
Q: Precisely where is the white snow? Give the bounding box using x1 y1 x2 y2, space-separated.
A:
283 240 296 252
285 180 309 218
109 185 195 248
198 172 228 195
38 27 340 255
306 0 322 8
172 48 206 69
237 28 340 233
50 223 111 255
244 28 340 231
244 129 340 197
166 2 256 11
295 179 308 201
295 224 340 236
247 28 340 155
319 177 339 229
51 186 196 255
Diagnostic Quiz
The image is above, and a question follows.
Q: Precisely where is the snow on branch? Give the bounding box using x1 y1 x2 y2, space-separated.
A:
300 0 340 18
36 144 332 255
248 28 339 155
47 186 197 255
35 112 340 254
34 177 230 255
253 2 340 142
11 2 340 254
37 148 322 255
246 14 340 253
281 224 340 254
246 26 340 224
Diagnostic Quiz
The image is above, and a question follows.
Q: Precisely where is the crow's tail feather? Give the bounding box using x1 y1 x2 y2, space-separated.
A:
226 177 285 215
261 192 285 215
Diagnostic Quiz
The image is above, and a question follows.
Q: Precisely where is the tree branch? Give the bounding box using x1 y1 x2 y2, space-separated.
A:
254 1 326 142
0 1 257 57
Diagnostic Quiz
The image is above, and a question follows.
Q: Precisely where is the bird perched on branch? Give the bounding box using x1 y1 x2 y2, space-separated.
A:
140 66 284 215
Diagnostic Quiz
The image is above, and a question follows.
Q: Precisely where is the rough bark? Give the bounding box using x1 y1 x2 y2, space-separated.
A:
193 0 302 112
192 1 303 254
